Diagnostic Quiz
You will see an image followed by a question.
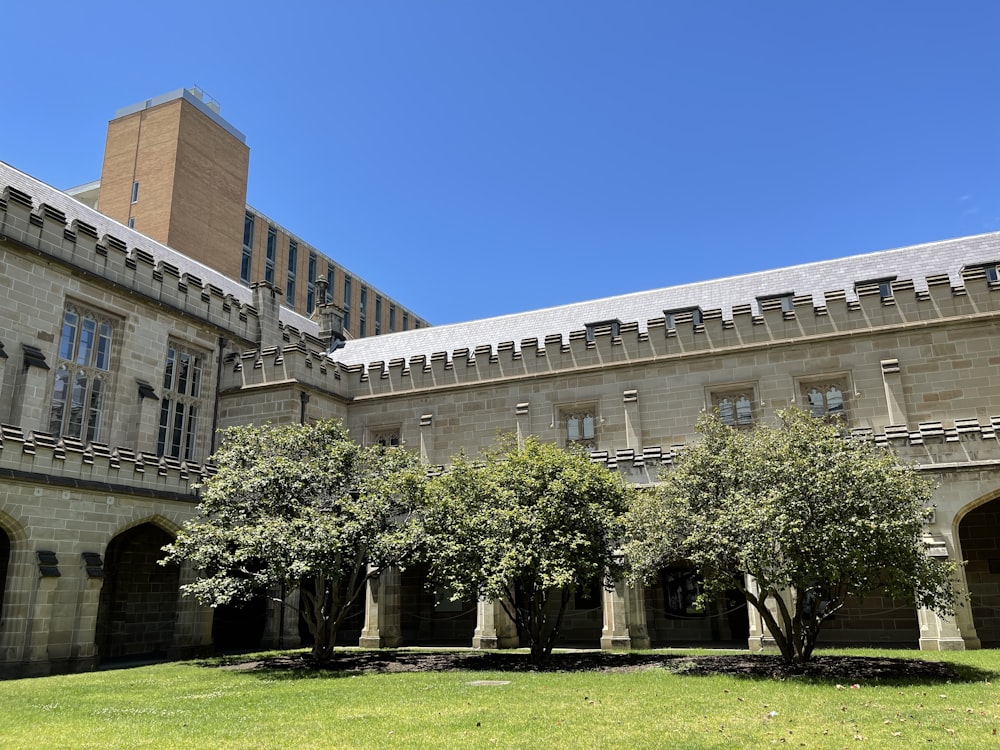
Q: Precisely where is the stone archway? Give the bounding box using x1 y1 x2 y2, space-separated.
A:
399 563 477 645
96 523 180 661
958 496 1000 646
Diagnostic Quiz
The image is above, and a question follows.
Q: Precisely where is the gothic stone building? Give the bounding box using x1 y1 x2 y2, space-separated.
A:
3 159 1000 677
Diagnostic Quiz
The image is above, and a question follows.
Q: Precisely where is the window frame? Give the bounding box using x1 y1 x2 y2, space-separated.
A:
49 304 117 444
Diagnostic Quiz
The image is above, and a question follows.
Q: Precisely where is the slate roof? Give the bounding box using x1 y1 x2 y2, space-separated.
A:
334 231 1000 367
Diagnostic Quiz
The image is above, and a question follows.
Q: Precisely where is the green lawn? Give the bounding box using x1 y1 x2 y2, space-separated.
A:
1 649 997 749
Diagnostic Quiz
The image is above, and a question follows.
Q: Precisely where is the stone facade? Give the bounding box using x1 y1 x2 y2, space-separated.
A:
4 150 1000 676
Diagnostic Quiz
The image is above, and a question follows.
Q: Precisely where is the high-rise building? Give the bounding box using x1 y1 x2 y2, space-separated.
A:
67 88 427 337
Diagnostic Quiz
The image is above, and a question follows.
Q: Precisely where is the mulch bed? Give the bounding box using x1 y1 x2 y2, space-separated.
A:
217 649 966 682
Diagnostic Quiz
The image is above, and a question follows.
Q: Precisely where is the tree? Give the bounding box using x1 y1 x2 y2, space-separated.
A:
419 435 632 666
625 408 959 664
162 419 424 663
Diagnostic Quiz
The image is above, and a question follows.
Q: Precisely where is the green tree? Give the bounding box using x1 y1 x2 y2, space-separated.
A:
626 408 959 664
162 419 424 663
419 435 632 666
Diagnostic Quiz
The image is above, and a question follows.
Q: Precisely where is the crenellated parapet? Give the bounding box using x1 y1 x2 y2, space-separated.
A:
591 414 1000 484
0 186 262 342
342 271 1000 398
222 342 345 397
0 424 207 501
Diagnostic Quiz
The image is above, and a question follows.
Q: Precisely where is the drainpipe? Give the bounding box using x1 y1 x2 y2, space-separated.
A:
210 337 227 455
300 391 310 425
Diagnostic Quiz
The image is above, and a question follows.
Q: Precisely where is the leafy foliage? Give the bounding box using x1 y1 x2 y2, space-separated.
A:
626 408 959 664
162 419 424 663
419 435 633 665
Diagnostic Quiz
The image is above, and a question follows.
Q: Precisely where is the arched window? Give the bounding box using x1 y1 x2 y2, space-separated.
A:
50 306 115 442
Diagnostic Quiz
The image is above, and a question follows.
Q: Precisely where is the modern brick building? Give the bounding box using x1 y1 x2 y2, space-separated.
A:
2 103 1000 675
67 88 428 339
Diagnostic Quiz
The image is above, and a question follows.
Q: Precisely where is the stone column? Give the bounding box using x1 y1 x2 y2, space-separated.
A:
280 587 302 649
472 598 519 649
744 574 790 652
69 552 105 672
600 578 650 650
0 547 35 678
880 359 908 425
359 567 402 648
24 553 61 677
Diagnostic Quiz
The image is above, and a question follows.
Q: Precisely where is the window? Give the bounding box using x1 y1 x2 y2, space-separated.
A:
326 266 335 303
130 181 139 204
359 287 368 338
370 426 401 447
374 295 382 335
664 306 703 330
265 226 277 284
402 312 409 331
241 212 255 284
157 343 205 461
306 252 318 314
127 217 135 229
389 304 396 332
286 240 298 308
711 388 755 428
49 306 115 443
563 407 597 450
801 378 850 421
988 266 1000 284
343 277 352 332
662 567 704 616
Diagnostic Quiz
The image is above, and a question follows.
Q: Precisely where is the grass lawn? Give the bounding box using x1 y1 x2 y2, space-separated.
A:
0 648 997 749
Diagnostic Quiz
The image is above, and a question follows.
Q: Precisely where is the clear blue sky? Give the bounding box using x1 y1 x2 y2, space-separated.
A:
5 1 1000 325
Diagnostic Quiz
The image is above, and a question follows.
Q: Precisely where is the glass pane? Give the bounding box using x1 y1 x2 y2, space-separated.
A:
171 401 186 458
59 311 78 361
96 321 113 371
582 415 595 440
717 398 734 425
177 352 190 395
68 373 88 438
567 416 580 441
826 386 844 414
163 347 175 390
184 406 198 461
77 317 96 366
806 388 825 418
190 355 202 398
49 367 69 434
157 398 171 456
736 396 753 425
87 378 104 443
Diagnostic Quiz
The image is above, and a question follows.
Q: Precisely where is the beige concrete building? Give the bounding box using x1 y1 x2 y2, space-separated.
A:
3 144 1000 675
67 88 428 339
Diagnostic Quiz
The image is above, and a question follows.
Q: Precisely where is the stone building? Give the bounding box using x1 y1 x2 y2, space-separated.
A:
3 147 1000 675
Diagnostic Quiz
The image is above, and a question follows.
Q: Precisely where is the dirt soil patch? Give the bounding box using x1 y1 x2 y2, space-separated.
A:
218 650 965 682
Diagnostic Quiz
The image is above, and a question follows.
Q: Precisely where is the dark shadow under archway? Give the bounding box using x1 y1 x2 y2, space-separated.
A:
959 497 1000 646
0 527 9 622
400 563 477 646
96 523 180 662
212 596 268 653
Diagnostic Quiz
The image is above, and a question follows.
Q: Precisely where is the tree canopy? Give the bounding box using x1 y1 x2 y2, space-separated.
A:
162 419 424 663
419 435 633 666
625 408 959 664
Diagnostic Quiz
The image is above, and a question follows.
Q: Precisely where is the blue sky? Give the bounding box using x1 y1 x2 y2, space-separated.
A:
5 1 1000 325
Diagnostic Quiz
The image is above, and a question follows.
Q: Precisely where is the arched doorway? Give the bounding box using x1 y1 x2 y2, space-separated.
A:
212 597 267 653
400 563 477 645
96 523 180 662
644 564 749 646
959 497 1000 646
